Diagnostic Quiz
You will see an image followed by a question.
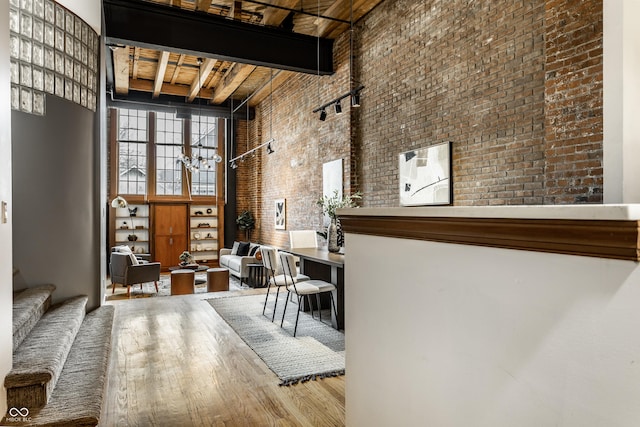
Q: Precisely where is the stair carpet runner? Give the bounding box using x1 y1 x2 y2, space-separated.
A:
2 284 114 426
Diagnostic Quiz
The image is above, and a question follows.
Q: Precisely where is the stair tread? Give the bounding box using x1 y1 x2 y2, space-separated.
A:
6 295 88 390
4 305 115 427
12 284 56 349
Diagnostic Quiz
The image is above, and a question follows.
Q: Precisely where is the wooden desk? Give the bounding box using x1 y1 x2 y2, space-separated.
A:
286 248 345 330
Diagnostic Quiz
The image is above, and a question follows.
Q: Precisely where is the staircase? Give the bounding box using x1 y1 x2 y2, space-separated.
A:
3 284 114 426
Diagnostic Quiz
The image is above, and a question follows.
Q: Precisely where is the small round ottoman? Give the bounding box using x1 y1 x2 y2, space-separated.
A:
171 269 195 295
206 268 229 292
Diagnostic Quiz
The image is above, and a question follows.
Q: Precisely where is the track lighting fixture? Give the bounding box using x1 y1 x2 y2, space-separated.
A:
351 93 360 107
228 69 278 168
313 85 364 120
228 138 276 166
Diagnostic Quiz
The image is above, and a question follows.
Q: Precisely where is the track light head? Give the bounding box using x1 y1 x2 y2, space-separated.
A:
334 101 342 114
267 143 275 154
351 93 361 107
319 109 327 121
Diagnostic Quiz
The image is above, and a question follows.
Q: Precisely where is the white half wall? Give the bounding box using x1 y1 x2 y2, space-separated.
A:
604 0 640 203
345 233 640 426
0 0 13 417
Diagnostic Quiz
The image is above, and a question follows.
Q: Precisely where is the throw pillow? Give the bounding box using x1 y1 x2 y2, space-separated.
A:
249 244 259 256
114 245 132 254
237 242 250 256
128 253 139 265
230 241 240 255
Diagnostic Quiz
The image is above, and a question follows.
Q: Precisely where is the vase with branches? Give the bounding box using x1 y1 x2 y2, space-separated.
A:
316 190 362 251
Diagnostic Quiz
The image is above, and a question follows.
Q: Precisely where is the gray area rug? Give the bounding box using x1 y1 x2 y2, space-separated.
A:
207 294 345 386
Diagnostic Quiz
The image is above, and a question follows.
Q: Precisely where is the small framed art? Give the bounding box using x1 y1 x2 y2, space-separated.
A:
399 141 452 206
275 199 286 229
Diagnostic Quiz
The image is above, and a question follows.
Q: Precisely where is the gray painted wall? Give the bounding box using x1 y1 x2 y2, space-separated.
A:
1 0 15 416
12 96 101 310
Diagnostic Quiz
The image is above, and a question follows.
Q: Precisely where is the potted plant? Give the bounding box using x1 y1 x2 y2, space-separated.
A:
316 190 362 252
179 251 194 266
236 210 255 241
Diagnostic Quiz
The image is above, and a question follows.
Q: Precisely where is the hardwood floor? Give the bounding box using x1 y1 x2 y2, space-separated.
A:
100 289 345 426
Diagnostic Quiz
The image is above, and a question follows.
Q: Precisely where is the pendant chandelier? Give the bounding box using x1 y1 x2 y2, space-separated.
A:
177 149 221 173
177 57 222 174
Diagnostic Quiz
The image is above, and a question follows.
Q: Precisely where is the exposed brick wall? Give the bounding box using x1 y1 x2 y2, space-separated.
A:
235 0 604 246
544 0 603 203
235 33 353 247
357 0 548 206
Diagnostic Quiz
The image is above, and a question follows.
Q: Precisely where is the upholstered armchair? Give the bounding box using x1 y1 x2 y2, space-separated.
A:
110 252 161 297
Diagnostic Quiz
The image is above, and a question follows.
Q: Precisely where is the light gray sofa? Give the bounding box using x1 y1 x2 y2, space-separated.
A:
219 242 261 286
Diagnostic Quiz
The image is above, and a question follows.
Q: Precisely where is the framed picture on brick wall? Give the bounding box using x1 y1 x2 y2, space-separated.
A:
399 141 452 206
275 199 286 229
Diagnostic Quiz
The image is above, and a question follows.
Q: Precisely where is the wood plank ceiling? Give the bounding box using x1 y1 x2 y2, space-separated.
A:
107 0 384 109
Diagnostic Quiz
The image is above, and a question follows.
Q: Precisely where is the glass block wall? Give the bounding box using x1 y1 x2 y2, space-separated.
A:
9 0 99 115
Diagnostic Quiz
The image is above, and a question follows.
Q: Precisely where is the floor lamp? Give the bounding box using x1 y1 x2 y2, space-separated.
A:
110 196 136 249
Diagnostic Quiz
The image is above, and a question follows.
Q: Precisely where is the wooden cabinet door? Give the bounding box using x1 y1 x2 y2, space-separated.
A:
153 204 188 270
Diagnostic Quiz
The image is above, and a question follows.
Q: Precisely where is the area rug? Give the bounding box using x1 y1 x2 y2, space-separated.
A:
207 294 345 386
120 274 248 298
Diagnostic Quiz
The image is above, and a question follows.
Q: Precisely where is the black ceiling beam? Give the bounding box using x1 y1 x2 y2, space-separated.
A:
107 90 255 120
103 0 334 75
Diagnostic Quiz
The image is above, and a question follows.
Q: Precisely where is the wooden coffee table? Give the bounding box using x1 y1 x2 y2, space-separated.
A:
168 264 209 272
206 268 229 292
170 269 195 295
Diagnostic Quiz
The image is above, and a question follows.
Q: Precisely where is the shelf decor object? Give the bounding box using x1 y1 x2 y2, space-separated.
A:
111 195 137 245
189 204 219 265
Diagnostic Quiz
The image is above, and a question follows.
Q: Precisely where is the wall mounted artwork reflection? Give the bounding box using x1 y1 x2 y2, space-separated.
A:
399 141 452 206
275 199 286 230
9 0 99 116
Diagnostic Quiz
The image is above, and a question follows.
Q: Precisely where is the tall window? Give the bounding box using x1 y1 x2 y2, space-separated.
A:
190 114 218 196
117 109 148 195
155 112 184 196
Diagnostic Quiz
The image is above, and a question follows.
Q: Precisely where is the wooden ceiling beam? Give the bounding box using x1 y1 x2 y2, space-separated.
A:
129 79 214 99
188 58 217 102
112 46 130 94
131 46 141 79
315 0 368 37
169 53 186 84
248 70 292 107
195 0 212 11
229 1 242 20
261 0 299 26
153 51 170 98
212 63 257 104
